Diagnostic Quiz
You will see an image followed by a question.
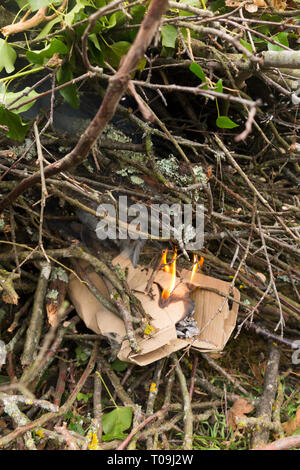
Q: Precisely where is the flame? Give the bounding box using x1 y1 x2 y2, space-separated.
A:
190 254 204 283
161 249 170 273
161 248 177 300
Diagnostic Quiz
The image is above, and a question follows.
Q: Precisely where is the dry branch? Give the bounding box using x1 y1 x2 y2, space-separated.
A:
252 342 281 449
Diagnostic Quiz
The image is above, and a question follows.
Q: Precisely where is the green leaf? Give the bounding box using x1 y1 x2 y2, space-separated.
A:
261 14 282 22
110 41 131 58
130 4 146 23
267 32 289 51
110 359 130 372
29 0 51 11
88 33 102 51
56 64 80 109
160 46 175 59
103 41 131 68
178 0 204 16
0 40 17 74
216 116 239 129
215 79 223 94
75 346 89 364
0 106 29 141
189 62 209 90
76 392 93 404
64 0 91 26
107 12 117 29
102 407 133 441
34 16 61 40
161 25 177 49
26 39 68 65
210 0 225 12
68 421 85 435
240 39 253 53
0 87 39 114
189 62 206 82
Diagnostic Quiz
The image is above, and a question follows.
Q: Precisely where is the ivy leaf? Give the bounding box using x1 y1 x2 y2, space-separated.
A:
88 34 102 51
107 12 117 29
0 106 29 141
215 79 223 93
240 39 253 53
0 88 39 114
179 0 204 16
267 32 289 51
34 16 61 40
26 39 68 65
68 420 85 435
76 392 93 404
216 116 239 129
110 41 131 58
110 358 130 372
189 62 209 90
64 0 91 26
210 0 225 12
102 41 130 68
0 39 17 74
29 0 51 11
130 4 146 23
189 62 206 82
102 407 133 441
56 64 80 109
161 25 177 49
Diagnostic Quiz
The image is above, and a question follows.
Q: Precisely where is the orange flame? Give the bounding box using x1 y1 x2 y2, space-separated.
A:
161 249 170 273
190 254 204 283
161 248 177 300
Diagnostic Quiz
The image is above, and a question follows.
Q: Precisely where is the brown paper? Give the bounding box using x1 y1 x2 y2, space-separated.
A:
68 255 240 365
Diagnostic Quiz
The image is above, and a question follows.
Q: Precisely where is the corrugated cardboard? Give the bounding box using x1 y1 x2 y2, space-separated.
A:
68 255 240 365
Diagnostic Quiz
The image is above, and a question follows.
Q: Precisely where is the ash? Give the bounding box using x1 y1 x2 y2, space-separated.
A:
176 317 199 339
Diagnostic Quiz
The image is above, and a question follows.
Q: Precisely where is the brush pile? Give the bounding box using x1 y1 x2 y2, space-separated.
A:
0 0 299 450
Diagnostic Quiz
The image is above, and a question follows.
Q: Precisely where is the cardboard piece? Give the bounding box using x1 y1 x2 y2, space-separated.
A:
68 255 240 365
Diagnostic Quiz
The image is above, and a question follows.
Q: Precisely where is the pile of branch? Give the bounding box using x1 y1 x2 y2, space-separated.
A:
0 0 299 450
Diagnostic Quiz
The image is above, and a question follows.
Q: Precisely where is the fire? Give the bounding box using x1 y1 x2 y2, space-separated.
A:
160 250 204 303
190 254 204 283
161 249 170 273
161 248 177 300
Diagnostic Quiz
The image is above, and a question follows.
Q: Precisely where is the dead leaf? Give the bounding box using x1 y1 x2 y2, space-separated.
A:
227 398 254 430
45 268 68 326
2 292 19 305
256 272 266 284
46 53 63 68
250 363 265 384
282 407 300 436
226 0 287 11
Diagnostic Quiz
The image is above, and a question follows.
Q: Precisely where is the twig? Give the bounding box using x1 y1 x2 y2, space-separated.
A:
252 342 281 449
189 354 198 400
21 261 51 367
0 341 99 449
145 358 165 449
53 359 67 407
173 354 193 450
93 358 103 444
257 215 284 334
201 352 249 396
255 434 300 450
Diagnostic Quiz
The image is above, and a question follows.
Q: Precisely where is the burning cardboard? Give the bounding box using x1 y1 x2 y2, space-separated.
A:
68 253 240 365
